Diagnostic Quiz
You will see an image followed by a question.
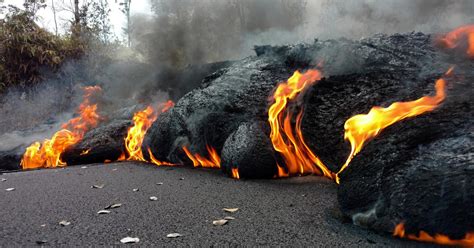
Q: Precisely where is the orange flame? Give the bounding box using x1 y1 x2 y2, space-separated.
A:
268 70 333 178
394 223 474 247
123 100 174 162
276 164 289 178
335 69 452 183
182 145 220 168
231 167 240 179
438 24 474 58
21 86 102 169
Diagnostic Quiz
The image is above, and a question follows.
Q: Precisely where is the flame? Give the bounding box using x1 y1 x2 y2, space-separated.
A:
21 86 102 169
335 69 452 183
182 145 221 168
438 24 474 58
268 70 333 178
123 100 174 162
148 148 175 166
276 164 289 178
393 223 474 247
80 149 91 155
231 167 240 179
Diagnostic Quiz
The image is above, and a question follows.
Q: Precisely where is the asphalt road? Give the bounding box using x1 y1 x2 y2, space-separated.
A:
0 162 434 246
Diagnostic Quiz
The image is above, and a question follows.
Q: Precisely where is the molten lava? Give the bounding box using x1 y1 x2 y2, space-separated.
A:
268 70 333 179
231 167 240 179
394 223 474 247
438 24 474 58
21 86 102 169
122 100 174 164
335 69 452 183
182 145 221 168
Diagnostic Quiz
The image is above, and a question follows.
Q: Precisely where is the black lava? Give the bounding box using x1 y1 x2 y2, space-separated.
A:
221 121 277 179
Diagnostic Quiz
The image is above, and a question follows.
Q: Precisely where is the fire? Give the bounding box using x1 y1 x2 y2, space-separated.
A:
182 145 221 168
268 70 333 178
21 86 102 169
393 223 474 247
276 164 289 178
123 100 174 162
335 69 452 183
148 148 174 166
231 167 240 179
438 24 474 58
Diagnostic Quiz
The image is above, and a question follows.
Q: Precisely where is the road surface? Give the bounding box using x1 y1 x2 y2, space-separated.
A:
0 162 434 246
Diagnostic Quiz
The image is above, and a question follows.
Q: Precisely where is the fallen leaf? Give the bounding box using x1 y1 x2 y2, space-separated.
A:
120 237 139 244
166 233 182 238
133 188 139 192
97 210 111 214
5 188 15 191
59 220 71 226
149 196 158 201
223 208 238 213
36 240 48 245
105 203 122 209
91 184 105 189
224 216 235 220
156 182 163 185
213 219 228 226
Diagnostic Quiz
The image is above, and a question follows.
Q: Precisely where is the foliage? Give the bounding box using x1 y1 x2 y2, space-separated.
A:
0 7 84 91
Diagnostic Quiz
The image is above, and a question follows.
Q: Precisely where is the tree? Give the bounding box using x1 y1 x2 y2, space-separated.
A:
118 0 132 47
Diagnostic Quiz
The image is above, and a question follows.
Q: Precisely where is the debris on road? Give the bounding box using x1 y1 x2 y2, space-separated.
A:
5 188 15 191
223 208 238 213
59 220 71 226
120 237 139 244
166 233 182 238
105 203 122 209
97 210 111 215
149 196 158 201
133 188 139 192
213 219 228 226
91 184 105 189
224 216 235 220
156 182 163 185
1 178 6 182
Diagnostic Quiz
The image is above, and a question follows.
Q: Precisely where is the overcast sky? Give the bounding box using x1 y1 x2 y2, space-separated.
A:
1 0 152 38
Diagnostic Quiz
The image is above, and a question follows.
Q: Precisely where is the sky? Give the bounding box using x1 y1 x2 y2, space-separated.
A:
1 0 152 38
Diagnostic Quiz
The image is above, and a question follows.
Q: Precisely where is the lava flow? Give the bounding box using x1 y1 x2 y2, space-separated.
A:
21 86 102 169
335 68 452 183
393 223 474 247
182 145 221 168
122 100 174 165
438 24 474 58
268 70 333 179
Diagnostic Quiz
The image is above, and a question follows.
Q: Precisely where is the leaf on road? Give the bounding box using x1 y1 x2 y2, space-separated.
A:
59 220 71 226
97 210 111 214
149 196 158 201
212 219 228 226
105 203 122 209
91 184 105 189
120 237 139 244
166 233 182 238
5 188 15 191
223 208 239 213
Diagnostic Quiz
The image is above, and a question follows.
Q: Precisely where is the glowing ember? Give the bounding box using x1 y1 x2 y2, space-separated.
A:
231 167 240 179
268 70 333 179
21 86 102 169
394 223 474 247
438 24 474 58
182 145 220 168
123 100 174 162
335 68 453 183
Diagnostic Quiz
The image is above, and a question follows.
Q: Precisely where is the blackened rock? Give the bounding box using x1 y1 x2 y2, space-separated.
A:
221 121 277 179
62 120 131 165
337 82 474 238
0 146 23 171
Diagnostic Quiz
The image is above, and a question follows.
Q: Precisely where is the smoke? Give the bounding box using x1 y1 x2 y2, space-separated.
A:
133 0 474 66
